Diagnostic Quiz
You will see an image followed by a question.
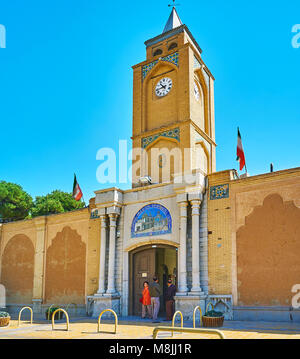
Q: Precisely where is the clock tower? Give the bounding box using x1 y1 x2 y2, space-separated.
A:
131 7 216 187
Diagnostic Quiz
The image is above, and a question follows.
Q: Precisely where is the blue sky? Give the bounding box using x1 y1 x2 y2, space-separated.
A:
0 0 299 201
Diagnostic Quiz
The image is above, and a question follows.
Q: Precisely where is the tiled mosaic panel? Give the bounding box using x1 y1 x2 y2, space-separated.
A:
210 184 229 200
142 52 179 80
142 127 180 148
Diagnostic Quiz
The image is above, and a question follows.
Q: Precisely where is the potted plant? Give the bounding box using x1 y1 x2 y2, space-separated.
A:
45 306 63 321
202 303 224 328
0 311 10 327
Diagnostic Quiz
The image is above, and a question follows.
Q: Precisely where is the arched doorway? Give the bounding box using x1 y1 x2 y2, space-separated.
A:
129 244 178 316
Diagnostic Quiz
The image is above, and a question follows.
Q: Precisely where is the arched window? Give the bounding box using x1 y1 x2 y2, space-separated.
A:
153 48 163 57
168 42 177 51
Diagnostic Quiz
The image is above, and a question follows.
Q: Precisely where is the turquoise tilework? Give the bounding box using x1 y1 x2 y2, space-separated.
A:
142 52 179 80
142 128 180 149
210 184 229 200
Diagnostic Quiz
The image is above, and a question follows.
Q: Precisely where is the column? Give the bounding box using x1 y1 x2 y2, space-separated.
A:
176 194 188 295
97 214 107 295
189 193 203 295
32 217 46 312
199 192 209 294
106 213 118 295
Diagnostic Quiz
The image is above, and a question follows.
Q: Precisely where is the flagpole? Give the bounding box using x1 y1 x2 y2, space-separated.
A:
82 195 87 208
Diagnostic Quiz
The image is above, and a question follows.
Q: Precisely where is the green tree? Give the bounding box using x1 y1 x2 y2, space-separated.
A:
31 190 85 218
0 181 33 221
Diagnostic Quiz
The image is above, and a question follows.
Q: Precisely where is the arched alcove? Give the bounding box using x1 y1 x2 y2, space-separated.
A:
45 226 86 304
1 234 34 304
237 194 300 306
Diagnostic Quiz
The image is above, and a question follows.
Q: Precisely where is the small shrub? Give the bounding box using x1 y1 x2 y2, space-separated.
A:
204 310 224 318
45 307 63 320
0 311 10 318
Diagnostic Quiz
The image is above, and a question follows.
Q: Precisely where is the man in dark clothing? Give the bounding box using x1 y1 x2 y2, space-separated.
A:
149 277 162 323
165 279 176 321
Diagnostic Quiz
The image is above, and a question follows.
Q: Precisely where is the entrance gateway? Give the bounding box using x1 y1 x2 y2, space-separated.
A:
129 244 178 316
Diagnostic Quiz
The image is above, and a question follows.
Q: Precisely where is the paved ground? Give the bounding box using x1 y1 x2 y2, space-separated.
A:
1 314 300 339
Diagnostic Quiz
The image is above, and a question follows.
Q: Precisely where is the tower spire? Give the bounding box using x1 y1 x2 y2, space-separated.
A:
163 1 183 33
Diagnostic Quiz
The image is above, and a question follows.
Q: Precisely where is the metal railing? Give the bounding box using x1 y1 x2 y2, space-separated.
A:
153 326 226 339
193 306 203 328
51 308 70 332
97 309 118 334
206 302 214 313
171 310 183 337
18 307 33 327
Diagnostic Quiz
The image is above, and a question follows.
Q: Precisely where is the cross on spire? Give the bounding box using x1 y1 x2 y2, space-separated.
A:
168 0 180 9
163 2 183 33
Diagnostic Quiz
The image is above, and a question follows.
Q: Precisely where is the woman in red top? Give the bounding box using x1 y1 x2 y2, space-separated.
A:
141 281 152 319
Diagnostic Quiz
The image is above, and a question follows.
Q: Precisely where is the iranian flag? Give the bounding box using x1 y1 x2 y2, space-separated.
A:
236 128 246 171
73 174 83 201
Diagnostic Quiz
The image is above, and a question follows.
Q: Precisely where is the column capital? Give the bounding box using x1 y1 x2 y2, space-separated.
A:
96 207 107 216
188 192 203 203
107 205 121 216
191 202 201 216
176 192 188 204
100 215 107 227
177 201 188 208
108 213 118 228
108 213 119 220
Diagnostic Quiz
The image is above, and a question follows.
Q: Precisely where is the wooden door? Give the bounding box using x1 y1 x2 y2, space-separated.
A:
132 249 156 315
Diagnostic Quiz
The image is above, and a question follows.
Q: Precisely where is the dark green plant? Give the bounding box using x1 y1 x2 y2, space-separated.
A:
32 190 85 218
45 307 63 320
204 310 224 318
0 311 10 318
0 181 33 220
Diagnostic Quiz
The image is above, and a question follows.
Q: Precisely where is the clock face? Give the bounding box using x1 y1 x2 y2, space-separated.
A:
155 77 173 97
194 82 200 101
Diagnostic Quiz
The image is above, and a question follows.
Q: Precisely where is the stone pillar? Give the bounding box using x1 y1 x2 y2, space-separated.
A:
0 224 5 310
97 213 107 295
0 224 2 280
189 193 203 295
106 213 118 295
176 194 188 295
200 192 209 294
32 217 46 313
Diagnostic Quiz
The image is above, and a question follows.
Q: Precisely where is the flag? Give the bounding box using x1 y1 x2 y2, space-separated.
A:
73 174 83 201
236 128 246 171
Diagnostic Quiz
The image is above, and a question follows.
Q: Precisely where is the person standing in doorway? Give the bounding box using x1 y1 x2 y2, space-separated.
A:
165 278 176 321
141 281 152 319
149 276 161 323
